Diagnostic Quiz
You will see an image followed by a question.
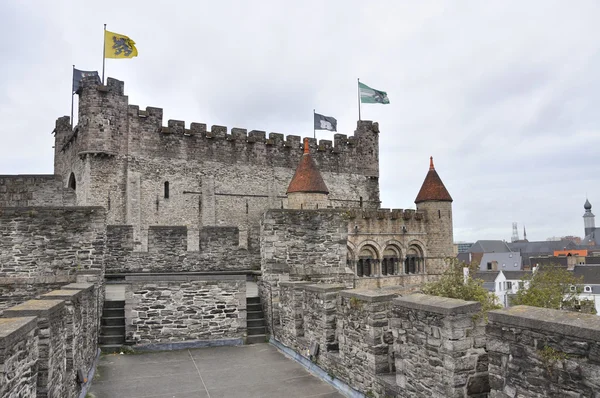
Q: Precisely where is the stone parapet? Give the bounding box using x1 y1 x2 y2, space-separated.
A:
392 294 488 397
125 275 246 345
0 317 38 398
487 305 600 397
62 283 98 373
3 299 68 398
40 290 85 398
337 290 397 393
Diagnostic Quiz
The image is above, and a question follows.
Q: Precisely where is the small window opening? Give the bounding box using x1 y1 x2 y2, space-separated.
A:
68 173 76 191
359 196 363 208
164 181 170 199
438 209 441 218
487 262 492 270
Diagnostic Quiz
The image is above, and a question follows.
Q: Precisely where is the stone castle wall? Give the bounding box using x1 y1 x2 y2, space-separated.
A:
0 281 100 398
487 305 600 397
0 175 76 207
271 285 600 398
0 207 106 277
124 275 246 346
53 77 381 252
105 225 259 273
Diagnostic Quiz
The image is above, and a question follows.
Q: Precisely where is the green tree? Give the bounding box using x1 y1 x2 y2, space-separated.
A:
422 258 502 315
512 265 596 314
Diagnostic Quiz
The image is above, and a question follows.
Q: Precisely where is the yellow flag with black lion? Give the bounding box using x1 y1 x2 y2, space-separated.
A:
104 30 138 59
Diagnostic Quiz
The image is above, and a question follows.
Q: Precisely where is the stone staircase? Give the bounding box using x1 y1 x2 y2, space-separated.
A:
246 296 267 344
100 300 126 353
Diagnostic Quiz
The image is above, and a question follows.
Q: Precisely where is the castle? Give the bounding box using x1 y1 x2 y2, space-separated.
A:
48 75 453 282
2 76 600 398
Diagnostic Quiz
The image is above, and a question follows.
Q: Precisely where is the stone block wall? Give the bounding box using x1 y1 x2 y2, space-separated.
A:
278 282 311 349
39 290 84 398
3 300 68 398
0 275 76 315
0 317 38 398
337 290 396 393
125 275 246 346
272 289 491 397
393 294 489 398
0 207 107 277
487 305 600 397
0 284 100 398
105 225 259 272
0 175 76 207
303 285 347 355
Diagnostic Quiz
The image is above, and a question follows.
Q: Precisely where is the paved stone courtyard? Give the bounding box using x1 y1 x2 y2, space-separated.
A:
89 343 344 398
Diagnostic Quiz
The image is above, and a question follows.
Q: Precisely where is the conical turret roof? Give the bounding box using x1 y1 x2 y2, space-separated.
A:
287 138 329 194
415 157 453 204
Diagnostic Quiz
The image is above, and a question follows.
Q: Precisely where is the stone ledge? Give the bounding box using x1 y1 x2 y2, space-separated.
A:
148 225 188 231
340 289 397 302
75 269 103 276
125 274 245 282
394 294 481 315
0 275 75 285
279 281 312 288
0 317 37 349
0 206 104 212
62 283 94 292
303 284 347 293
488 305 600 341
2 299 65 318
40 289 83 301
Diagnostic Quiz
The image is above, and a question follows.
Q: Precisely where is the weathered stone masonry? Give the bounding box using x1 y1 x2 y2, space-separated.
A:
105 224 259 273
54 77 381 252
487 305 600 397
0 283 100 398
125 275 246 346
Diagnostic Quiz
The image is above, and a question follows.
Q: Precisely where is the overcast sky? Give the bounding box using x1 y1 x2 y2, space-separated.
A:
1 1 599 243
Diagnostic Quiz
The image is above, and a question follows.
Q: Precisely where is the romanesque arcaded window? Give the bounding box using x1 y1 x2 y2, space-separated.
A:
383 246 401 275
357 245 377 277
405 245 424 274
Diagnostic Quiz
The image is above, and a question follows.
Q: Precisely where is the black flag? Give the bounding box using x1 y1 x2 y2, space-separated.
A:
314 113 337 132
72 68 101 93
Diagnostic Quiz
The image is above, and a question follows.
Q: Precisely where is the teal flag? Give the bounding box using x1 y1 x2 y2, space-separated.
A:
359 82 390 104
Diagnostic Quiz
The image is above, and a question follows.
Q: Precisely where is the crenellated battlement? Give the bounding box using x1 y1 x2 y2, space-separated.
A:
60 76 379 176
346 208 426 221
105 224 259 273
126 101 374 153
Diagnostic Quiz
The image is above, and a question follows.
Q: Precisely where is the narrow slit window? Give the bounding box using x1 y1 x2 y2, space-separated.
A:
164 181 170 199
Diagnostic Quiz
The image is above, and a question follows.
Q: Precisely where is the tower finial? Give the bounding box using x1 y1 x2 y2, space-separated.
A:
429 156 434 170
303 138 309 154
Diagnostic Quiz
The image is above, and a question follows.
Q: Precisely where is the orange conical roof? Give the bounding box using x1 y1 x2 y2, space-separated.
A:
287 138 329 194
414 157 453 203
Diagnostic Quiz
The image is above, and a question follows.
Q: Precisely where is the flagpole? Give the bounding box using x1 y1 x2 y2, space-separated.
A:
71 65 75 130
357 78 361 121
101 24 106 84
313 109 316 139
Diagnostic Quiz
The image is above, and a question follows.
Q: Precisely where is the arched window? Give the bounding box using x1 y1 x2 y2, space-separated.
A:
405 245 424 274
382 246 401 275
164 181 170 199
68 173 76 191
346 247 355 272
357 245 377 277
